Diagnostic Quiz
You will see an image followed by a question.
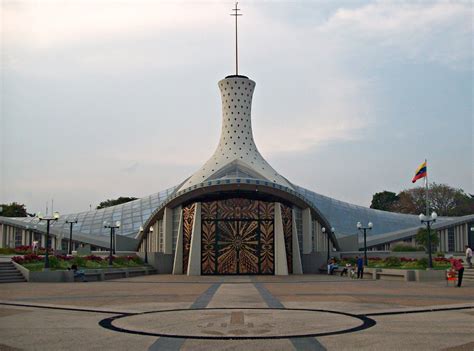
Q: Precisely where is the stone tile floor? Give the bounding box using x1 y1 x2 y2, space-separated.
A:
0 274 472 350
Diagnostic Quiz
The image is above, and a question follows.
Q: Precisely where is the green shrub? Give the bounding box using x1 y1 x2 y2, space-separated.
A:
418 257 429 269
435 252 445 258
384 256 401 267
72 256 86 267
392 244 419 252
400 261 420 269
48 256 61 269
113 257 127 266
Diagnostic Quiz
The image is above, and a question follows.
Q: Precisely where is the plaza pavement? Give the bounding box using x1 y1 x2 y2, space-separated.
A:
0 274 473 351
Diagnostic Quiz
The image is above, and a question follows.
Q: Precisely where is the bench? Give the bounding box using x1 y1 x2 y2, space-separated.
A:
74 267 156 282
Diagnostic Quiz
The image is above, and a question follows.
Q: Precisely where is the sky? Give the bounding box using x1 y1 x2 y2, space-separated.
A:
1 0 473 215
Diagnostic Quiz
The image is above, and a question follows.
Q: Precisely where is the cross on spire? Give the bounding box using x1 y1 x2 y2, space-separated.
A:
230 2 242 75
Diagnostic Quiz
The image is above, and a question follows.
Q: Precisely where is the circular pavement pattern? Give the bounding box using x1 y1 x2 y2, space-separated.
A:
103 308 376 340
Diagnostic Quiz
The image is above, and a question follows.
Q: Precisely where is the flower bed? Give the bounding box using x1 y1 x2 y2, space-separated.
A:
339 256 451 270
12 254 144 272
0 246 53 255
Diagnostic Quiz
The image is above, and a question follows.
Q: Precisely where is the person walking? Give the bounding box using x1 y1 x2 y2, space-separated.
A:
356 256 364 279
465 245 473 269
450 257 464 287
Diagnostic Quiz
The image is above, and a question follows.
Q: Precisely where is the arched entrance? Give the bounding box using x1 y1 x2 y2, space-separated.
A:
181 197 293 275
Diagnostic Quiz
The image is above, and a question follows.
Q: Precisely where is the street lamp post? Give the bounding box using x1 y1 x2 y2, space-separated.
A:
321 227 335 262
357 221 373 266
139 226 154 264
66 219 78 255
37 211 60 270
419 212 438 269
104 221 121 266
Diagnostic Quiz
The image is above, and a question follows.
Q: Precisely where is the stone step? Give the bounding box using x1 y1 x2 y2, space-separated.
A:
0 261 26 283
0 279 26 283
0 272 24 277
0 276 26 283
0 269 19 274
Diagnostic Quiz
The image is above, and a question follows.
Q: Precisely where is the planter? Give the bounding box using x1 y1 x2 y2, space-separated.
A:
415 269 446 282
364 268 444 282
11 261 155 282
12 261 73 282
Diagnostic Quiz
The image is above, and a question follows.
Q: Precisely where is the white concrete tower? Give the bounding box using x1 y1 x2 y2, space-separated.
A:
178 75 294 191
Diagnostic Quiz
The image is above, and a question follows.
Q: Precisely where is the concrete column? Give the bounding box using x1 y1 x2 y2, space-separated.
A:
153 220 160 252
187 203 201 276
302 208 312 254
274 203 289 276
163 207 173 254
292 209 303 274
463 224 468 247
172 210 184 275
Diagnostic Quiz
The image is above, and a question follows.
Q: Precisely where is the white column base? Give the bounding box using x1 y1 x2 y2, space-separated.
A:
274 202 289 276
187 203 202 276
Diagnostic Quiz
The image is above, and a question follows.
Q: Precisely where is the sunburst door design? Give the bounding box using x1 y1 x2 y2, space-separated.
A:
201 198 275 275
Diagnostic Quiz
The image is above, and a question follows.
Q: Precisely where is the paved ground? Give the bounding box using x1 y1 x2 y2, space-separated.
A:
0 274 473 350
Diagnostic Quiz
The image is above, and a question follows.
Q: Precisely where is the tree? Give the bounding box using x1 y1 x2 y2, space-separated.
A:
370 191 400 211
390 187 426 215
453 193 474 216
429 183 471 216
415 227 439 252
96 197 137 209
0 202 28 217
374 183 473 216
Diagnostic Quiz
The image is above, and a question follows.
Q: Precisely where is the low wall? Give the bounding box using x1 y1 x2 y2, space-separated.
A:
12 261 74 282
137 252 174 274
364 267 444 282
415 269 446 282
80 267 155 281
11 261 154 282
340 251 429 260
302 252 329 274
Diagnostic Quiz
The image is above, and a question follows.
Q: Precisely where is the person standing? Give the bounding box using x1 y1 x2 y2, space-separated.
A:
465 245 473 269
356 256 364 279
450 257 464 287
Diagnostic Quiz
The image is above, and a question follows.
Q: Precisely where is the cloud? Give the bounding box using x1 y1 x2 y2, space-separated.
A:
121 162 139 174
2 1 229 50
320 2 472 69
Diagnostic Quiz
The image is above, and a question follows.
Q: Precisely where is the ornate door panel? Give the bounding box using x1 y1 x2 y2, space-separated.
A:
200 199 276 275
259 220 274 274
216 221 239 274
237 221 259 274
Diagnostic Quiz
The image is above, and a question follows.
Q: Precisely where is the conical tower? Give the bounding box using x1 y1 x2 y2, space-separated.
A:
179 75 293 191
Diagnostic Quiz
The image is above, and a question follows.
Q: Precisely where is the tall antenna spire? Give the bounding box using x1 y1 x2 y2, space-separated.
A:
230 2 242 75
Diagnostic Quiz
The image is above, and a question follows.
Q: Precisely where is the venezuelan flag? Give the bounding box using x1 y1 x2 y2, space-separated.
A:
412 161 427 183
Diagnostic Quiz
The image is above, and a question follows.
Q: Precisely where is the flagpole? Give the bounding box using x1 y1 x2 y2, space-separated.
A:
425 158 429 216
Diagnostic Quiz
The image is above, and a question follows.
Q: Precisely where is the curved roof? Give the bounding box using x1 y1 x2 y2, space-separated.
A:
0 181 451 246
0 186 178 243
294 185 450 237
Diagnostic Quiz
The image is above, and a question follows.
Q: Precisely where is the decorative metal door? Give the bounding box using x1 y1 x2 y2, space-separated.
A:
201 199 275 275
